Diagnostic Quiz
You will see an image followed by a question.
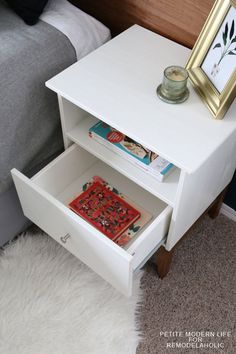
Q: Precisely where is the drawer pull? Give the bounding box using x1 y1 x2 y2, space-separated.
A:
60 233 71 243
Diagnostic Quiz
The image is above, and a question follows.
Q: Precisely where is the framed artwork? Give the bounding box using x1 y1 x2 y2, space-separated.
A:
186 0 236 119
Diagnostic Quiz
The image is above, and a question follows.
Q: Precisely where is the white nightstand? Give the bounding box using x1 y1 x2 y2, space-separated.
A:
12 25 236 296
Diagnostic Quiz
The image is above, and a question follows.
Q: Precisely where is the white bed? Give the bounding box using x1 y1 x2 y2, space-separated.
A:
41 0 110 59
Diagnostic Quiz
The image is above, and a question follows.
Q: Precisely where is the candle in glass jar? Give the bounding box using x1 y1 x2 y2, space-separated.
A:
157 65 189 103
166 69 187 81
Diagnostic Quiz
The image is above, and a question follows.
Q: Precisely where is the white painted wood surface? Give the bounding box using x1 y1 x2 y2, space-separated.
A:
11 144 170 296
130 205 172 269
46 24 236 255
58 96 88 148
166 132 236 250
32 144 97 196
46 25 236 173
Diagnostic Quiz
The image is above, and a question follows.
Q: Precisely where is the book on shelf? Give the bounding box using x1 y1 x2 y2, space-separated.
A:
89 121 175 182
69 176 152 247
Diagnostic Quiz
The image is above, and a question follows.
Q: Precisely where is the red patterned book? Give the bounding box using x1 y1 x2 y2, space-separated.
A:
69 181 140 240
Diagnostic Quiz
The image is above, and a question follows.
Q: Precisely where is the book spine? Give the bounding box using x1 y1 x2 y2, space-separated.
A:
90 131 132 162
89 122 174 175
90 131 152 170
90 132 169 181
142 165 175 181
89 124 153 168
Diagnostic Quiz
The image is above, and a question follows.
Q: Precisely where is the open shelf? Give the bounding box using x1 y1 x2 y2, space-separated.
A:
67 116 180 206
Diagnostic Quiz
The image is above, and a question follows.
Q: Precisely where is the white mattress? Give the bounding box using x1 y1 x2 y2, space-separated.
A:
40 0 111 59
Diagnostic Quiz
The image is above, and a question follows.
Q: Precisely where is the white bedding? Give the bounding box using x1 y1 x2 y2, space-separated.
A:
40 0 111 59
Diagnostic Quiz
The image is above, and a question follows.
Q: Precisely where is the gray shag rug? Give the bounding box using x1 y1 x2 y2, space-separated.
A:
137 214 236 354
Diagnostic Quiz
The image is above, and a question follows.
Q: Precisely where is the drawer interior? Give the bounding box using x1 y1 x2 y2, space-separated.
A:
32 144 169 253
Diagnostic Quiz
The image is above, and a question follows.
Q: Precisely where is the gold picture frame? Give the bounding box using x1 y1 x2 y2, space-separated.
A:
186 0 236 119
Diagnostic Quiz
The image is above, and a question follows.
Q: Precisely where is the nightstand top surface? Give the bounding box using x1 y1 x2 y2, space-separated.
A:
46 25 236 172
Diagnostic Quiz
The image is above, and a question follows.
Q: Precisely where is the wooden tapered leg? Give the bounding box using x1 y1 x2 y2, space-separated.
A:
155 187 228 278
156 246 173 279
208 187 227 219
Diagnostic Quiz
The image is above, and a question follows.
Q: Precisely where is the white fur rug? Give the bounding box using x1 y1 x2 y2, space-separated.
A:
0 232 142 354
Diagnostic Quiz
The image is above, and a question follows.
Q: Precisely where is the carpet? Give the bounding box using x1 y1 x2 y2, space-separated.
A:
0 231 142 354
137 214 236 354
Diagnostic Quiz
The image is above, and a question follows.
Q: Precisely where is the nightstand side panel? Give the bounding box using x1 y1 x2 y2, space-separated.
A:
58 96 88 149
166 131 236 250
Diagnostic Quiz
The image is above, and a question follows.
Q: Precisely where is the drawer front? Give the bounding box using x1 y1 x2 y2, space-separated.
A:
12 169 133 296
131 205 172 270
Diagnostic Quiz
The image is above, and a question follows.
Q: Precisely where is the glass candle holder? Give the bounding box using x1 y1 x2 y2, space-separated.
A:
157 66 189 104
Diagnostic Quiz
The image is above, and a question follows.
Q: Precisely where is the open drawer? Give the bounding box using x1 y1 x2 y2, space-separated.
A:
12 144 172 296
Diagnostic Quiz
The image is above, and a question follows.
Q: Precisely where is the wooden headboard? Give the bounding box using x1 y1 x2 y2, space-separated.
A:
70 0 214 48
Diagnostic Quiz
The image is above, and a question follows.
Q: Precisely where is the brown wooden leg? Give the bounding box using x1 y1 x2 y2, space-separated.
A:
154 186 228 278
156 246 173 279
208 187 228 219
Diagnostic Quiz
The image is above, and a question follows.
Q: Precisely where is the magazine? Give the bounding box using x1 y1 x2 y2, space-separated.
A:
89 121 175 181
